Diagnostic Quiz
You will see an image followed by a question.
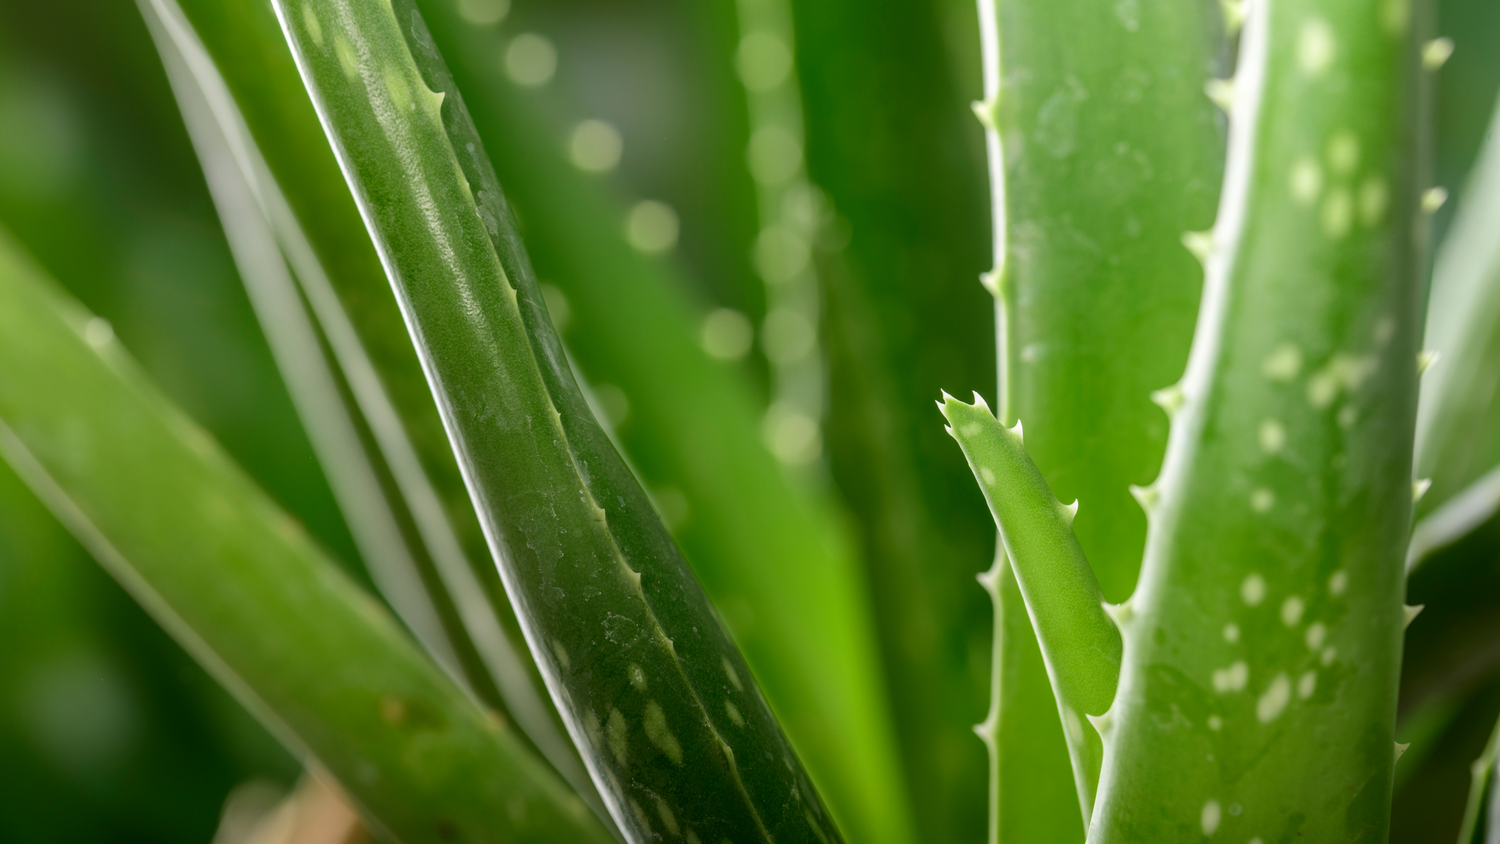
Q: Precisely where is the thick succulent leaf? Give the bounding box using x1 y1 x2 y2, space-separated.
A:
0 228 613 844
790 0 997 837
940 393 1122 815
412 6 912 840
1092 1 1425 838
970 0 1226 832
271 0 842 839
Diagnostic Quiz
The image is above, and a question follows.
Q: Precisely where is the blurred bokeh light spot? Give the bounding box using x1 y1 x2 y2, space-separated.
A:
762 402 821 466
736 32 792 92
625 200 679 253
700 309 753 361
458 0 511 26
569 119 623 173
747 125 802 185
753 225 810 284
505 33 557 87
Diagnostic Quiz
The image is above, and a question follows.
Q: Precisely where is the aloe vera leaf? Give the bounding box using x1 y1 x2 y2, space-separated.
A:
155 0 592 802
969 0 1227 833
273 1 842 839
788 0 996 837
1416 84 1500 513
0 228 612 844
1458 714 1500 843
941 392 1123 806
411 7 913 840
1090 0 1426 836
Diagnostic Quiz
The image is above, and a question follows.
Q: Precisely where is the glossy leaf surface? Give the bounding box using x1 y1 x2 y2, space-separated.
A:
273 0 843 838
1094 1 1424 837
971 0 1226 833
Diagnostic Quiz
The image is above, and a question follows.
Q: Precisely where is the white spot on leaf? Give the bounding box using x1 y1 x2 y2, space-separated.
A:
1202 800 1221 835
1241 573 1266 606
1298 18 1337 76
1257 673 1292 722
1280 596 1305 627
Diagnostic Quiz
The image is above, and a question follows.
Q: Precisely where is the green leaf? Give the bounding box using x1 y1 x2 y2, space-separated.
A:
971 0 1227 832
0 227 613 844
940 391 1122 813
412 7 914 841
273 0 842 839
1093 1 1425 837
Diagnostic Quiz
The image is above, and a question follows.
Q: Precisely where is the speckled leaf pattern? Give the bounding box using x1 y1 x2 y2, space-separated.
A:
271 0 842 840
1094 0 1424 839
971 0 1226 833
0 228 613 844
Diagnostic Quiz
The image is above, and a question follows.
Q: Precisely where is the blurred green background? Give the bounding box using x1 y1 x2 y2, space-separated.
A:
0 0 1497 840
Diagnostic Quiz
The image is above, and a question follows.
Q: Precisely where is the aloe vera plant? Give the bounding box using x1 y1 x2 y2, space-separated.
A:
954 0 1444 837
6 0 1500 839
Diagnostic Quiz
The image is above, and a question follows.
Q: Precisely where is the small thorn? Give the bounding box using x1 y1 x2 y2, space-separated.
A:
1058 499 1079 526
943 424 954 436
972 715 997 745
1220 0 1246 33
972 391 992 413
1422 37 1454 70
1413 478 1432 503
1417 350 1440 374
1086 711 1113 737
1181 230 1214 264
1204 78 1235 112
1422 187 1449 214
1394 741 1411 762
1009 419 1024 445
971 98 998 129
977 564 1001 592
1104 599 1134 626
1151 384 1186 417
1130 483 1159 512
1404 604 1424 627
980 268 1002 298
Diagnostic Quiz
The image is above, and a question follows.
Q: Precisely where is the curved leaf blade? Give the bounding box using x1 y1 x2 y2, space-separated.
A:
272 1 842 839
0 227 613 844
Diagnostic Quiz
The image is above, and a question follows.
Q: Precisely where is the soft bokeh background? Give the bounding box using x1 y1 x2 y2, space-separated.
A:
0 0 1496 840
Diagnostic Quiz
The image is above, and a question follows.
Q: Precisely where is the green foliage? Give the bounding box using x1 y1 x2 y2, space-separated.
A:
0 228 611 844
4 0 1500 839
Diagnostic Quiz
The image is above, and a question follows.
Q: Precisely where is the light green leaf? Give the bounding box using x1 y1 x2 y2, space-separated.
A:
0 227 613 844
